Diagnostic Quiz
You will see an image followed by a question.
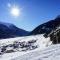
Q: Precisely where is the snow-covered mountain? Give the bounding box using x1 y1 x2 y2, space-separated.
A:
0 22 29 39
0 16 60 60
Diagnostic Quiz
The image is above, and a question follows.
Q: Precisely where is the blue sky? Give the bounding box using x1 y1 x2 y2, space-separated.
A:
0 0 60 31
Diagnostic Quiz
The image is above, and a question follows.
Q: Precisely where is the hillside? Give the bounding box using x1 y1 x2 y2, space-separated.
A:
0 22 29 39
0 34 60 60
30 16 60 35
13 44 60 60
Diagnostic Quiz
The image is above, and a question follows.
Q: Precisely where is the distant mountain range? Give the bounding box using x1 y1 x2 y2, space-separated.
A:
0 22 29 39
0 16 60 39
30 16 60 36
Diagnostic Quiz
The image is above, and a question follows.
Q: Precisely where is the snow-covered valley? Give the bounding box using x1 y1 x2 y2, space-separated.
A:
0 34 60 60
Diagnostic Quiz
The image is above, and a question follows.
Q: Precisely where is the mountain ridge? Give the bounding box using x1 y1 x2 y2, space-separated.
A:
0 22 29 39
30 16 60 35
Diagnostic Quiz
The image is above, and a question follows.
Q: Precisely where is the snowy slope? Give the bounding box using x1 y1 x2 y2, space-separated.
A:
0 34 55 60
0 34 51 47
12 44 60 60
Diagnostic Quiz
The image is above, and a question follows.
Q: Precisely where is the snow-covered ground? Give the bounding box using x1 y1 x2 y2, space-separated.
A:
12 44 60 60
0 34 59 60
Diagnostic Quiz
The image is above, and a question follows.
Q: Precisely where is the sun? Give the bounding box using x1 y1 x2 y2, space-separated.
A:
7 3 21 17
10 7 20 17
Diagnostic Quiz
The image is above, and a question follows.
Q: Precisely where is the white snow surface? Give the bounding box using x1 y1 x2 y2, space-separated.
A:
0 34 59 60
12 44 60 60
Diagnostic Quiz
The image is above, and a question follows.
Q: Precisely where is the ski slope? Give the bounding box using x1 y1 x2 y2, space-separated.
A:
0 34 59 60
